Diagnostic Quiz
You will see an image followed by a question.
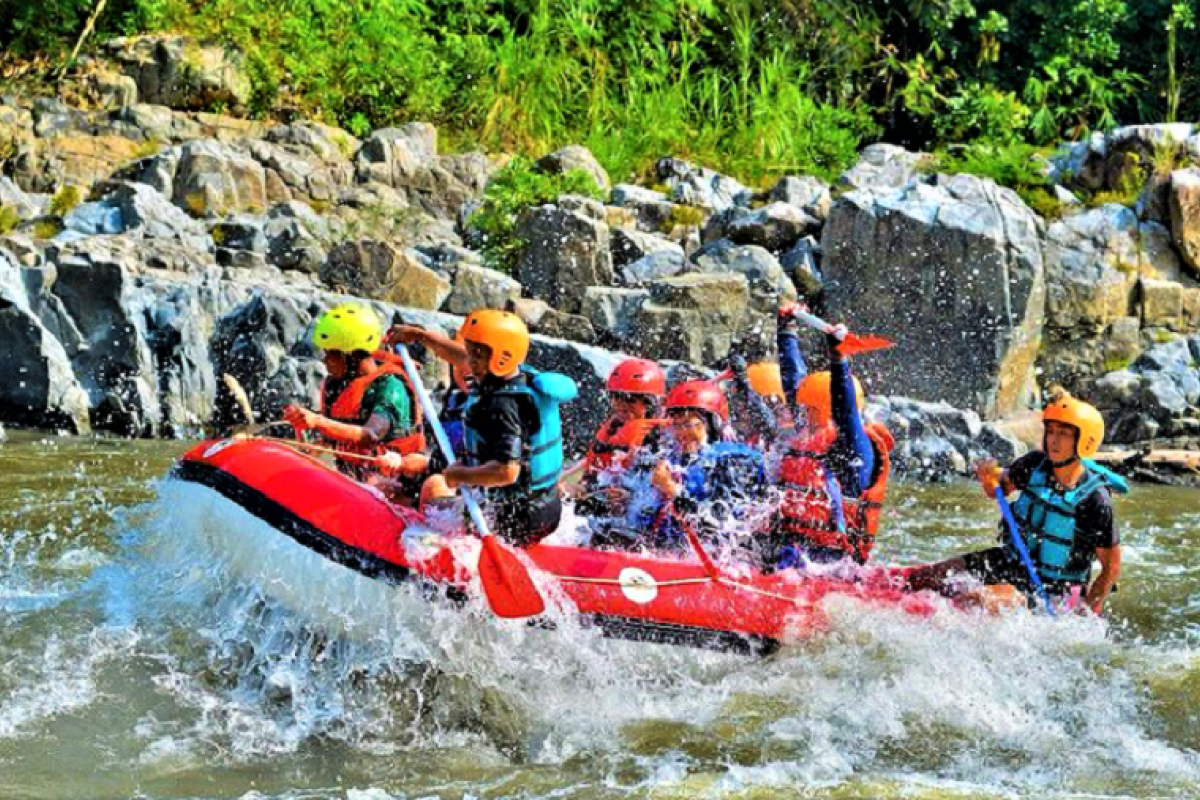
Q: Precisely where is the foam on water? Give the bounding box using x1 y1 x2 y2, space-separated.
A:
3 468 1200 798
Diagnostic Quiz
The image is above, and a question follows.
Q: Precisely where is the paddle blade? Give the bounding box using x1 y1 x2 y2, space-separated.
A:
837 333 895 355
477 535 545 618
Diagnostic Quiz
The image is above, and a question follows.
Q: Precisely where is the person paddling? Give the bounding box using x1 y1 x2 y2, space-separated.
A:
282 303 427 499
384 310 576 547
899 393 1127 613
617 380 768 554
770 303 894 567
564 358 667 514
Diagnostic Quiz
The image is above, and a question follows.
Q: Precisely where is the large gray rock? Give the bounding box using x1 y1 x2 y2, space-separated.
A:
725 202 818 251
103 181 210 249
779 236 823 299
516 205 613 313
443 263 521 315
105 35 252 111
246 138 352 206
655 158 747 210
630 273 750 363
869 395 1025 480
770 176 832 221
838 144 927 192
264 201 329 274
354 124 491 220
691 240 796 314
823 173 1045 418
0 177 47 220
1044 205 1142 334
536 145 610 192
610 228 682 269
581 286 649 347
172 139 268 216
321 240 451 309
1169 168 1200 278
620 249 687 286
0 252 91 432
610 184 674 232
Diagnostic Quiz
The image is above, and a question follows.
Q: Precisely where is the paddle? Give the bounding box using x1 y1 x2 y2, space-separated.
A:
994 486 1055 616
393 344 545 619
791 308 894 355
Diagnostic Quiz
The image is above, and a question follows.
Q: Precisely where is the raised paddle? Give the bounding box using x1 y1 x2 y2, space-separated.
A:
393 344 545 619
790 308 894 355
994 486 1055 616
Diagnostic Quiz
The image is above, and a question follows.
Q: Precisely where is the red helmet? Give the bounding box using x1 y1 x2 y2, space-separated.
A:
607 358 667 397
665 380 730 423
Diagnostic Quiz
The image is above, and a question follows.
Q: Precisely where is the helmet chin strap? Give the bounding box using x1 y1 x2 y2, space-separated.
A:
1048 453 1079 468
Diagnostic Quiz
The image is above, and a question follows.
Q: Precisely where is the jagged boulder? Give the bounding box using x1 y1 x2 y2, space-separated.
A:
655 158 747 210
1169 168 1200 278
630 273 750 363
172 139 268 216
264 201 330 274
610 228 682 269
725 202 818 251
354 124 491 220
610 184 674 231
443 263 521 315
823 173 1044 418
105 35 251 112
770 176 832 221
691 240 796 314
321 240 451 309
536 145 610 192
581 286 649 348
870 395 1025 480
516 205 613 313
0 252 91 432
837 144 927 192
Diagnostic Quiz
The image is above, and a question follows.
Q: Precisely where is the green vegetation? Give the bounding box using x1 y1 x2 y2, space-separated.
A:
0 204 20 235
3 0 1200 184
48 185 82 217
468 156 604 275
1102 356 1133 372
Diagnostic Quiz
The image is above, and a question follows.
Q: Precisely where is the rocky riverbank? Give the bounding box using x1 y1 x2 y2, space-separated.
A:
2 35 1199 482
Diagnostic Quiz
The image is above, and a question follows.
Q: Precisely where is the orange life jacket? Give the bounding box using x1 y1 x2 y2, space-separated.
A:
320 351 426 458
776 422 892 564
584 417 665 475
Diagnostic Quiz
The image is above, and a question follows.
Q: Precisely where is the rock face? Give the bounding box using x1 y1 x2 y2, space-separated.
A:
105 35 252 112
322 240 451 309
1091 338 1200 444
1169 168 1200 278
535 145 610 192
823 174 1045 418
870 395 1026 480
0 251 91 432
354 124 492 220
516 205 613 313
838 144 927 192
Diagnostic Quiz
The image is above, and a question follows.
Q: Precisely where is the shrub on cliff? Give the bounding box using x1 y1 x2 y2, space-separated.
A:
468 156 604 276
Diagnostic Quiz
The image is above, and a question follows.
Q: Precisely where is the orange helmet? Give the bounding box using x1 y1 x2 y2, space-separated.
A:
608 358 666 397
796 371 865 428
459 309 529 376
665 380 730 423
1043 393 1104 459
746 362 785 401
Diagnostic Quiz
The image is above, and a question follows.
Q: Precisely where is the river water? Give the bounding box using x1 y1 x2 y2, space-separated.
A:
1 429 1198 800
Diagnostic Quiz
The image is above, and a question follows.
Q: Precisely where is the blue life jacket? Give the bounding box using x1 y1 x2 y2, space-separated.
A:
1009 455 1129 584
462 366 577 497
441 388 470 459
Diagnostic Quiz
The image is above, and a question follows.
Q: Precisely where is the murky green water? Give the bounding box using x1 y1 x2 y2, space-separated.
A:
2 429 1199 800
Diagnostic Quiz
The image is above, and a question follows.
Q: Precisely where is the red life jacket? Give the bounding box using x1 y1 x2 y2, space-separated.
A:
584 417 665 475
319 351 426 458
776 422 893 564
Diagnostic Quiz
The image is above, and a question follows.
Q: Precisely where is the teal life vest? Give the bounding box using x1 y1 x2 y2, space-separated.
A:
1008 455 1128 584
462 366 577 497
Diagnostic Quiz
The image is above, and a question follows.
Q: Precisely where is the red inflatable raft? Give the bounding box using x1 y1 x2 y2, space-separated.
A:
172 437 946 655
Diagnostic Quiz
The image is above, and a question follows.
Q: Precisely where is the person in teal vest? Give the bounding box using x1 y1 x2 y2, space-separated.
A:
899 392 1127 614
384 310 577 547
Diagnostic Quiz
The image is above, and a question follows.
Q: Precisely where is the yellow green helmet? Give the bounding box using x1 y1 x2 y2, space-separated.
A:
312 303 381 353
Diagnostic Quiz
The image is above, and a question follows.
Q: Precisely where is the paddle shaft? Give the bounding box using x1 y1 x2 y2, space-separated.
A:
393 345 494 540
994 486 1056 616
